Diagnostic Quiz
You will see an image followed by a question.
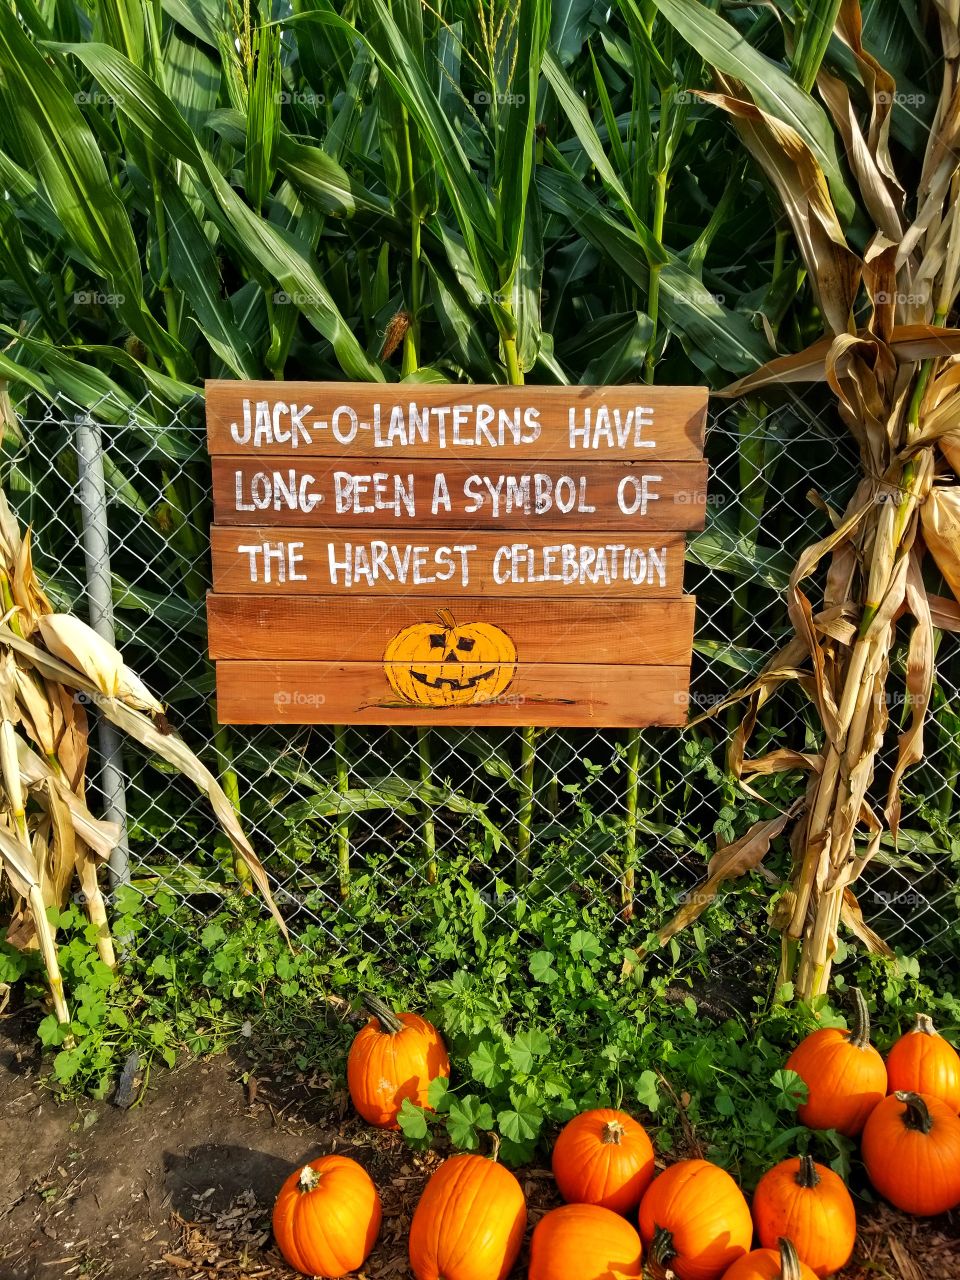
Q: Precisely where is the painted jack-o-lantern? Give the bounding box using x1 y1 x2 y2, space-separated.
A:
384 608 517 707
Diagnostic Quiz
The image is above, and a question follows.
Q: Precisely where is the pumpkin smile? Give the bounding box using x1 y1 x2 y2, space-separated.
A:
410 667 497 690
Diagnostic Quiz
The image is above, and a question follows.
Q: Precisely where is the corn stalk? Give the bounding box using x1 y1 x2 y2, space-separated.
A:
653 0 960 997
0 489 285 1023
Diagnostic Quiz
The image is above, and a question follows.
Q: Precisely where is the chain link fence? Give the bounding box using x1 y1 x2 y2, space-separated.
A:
7 393 960 987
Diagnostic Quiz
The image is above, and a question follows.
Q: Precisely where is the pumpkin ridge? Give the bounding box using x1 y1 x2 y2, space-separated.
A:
442 1159 507 1273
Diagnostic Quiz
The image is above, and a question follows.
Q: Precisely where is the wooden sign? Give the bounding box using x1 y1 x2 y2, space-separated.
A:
205 382 708 726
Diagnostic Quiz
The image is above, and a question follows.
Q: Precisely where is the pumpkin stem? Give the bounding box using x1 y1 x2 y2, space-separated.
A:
896 1090 935 1134
651 1226 676 1267
914 1013 938 1036
297 1164 321 1193
777 1238 803 1280
848 987 872 1050
361 993 405 1035
602 1119 626 1145
436 608 457 630
795 1154 821 1189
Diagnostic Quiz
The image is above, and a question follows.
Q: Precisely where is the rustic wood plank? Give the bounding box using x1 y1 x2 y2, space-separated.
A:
206 594 697 664
205 382 707 461
210 527 689 597
212 457 707 531
215 660 691 726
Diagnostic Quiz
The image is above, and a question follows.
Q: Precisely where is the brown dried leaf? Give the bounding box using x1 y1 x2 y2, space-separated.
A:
840 887 894 957
698 88 860 336
920 485 960 605
641 807 798 954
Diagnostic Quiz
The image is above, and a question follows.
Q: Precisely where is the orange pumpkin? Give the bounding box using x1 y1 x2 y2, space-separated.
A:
347 993 450 1128
528 1203 644 1280
721 1238 818 1280
886 1013 960 1113
408 1153 526 1280
784 988 886 1136
861 1090 960 1216
551 1108 655 1214
272 1155 381 1278
751 1155 855 1278
638 1159 753 1280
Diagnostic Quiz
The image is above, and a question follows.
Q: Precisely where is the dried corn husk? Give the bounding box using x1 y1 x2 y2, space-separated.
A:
0 493 285 1026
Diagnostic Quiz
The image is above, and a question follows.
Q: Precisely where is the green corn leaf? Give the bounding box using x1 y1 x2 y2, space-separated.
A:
199 159 383 380
537 167 771 377
511 183 544 374
649 0 855 223
0 14 188 367
161 184 260 379
294 3 499 292
160 0 222 46
47 41 203 164
163 26 224 134
552 0 597 64
543 48 668 264
0 329 135 420
245 24 282 213
496 0 549 292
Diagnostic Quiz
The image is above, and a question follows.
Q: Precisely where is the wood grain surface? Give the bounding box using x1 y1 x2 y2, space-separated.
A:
206 594 697 664
212 457 707 531
210 527 689 597
215 660 691 726
206 381 707 460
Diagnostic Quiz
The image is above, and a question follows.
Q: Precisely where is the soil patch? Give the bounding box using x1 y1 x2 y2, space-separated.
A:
1 1012 958 1279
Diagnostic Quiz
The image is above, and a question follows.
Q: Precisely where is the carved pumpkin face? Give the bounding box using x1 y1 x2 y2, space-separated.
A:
384 609 517 707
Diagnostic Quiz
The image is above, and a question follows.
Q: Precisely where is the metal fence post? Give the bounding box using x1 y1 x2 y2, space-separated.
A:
75 413 131 889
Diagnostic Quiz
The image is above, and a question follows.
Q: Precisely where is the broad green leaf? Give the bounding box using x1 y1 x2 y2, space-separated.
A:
49 40 203 164
469 1038 507 1087
447 1095 494 1149
163 27 224 134
529 950 557 983
162 184 259 378
160 0 222 46
649 0 855 223
634 1069 660 1113
538 167 771 376
498 1096 543 1143
551 0 597 64
496 0 549 291
397 1097 430 1139
506 1028 550 1074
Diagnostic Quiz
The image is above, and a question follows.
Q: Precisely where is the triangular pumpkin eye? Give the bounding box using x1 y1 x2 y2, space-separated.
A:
429 633 446 647
457 637 476 652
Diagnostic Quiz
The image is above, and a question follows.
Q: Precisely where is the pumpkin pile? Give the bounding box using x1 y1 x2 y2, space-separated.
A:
784 990 960 1225
266 990 960 1279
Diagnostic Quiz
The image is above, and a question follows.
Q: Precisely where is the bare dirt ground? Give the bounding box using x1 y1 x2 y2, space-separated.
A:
1 1011 959 1280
